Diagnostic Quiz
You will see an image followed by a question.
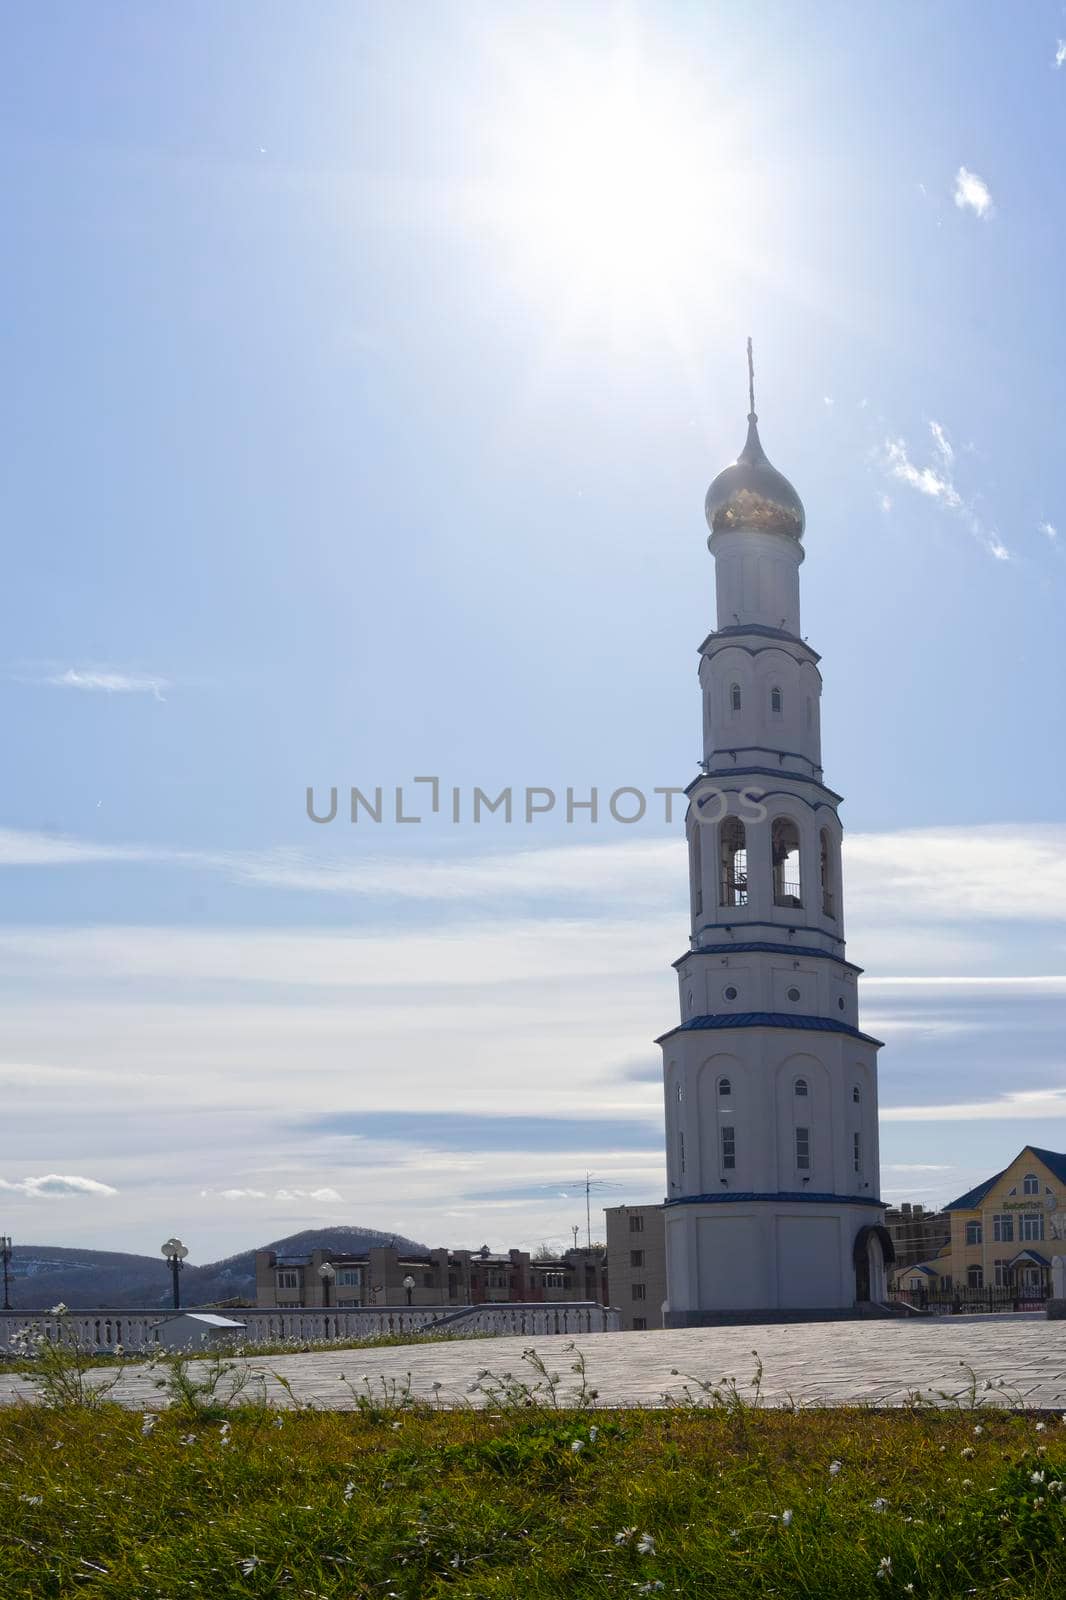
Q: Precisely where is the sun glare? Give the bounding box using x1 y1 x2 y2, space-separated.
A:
488 44 753 325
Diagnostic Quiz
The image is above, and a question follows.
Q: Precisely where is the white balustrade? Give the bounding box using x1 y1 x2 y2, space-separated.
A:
0 1301 619 1354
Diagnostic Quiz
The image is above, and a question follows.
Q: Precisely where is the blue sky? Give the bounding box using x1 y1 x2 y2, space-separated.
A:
2 2 1065 1259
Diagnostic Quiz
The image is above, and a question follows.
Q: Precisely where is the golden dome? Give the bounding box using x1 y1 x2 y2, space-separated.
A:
705 412 805 541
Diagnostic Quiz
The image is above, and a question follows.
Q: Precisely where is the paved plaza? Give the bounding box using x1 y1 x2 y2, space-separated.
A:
3 1315 1066 1410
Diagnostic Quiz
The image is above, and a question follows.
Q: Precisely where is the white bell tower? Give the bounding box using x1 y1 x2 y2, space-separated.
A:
660 344 891 1325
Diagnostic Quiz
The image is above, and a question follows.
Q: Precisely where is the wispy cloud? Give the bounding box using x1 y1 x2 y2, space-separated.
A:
1039 520 1058 541
0 1173 118 1198
953 165 993 218
1055 40 1066 69
40 667 169 699
881 423 1009 560
883 1088 1066 1122
213 1186 342 1203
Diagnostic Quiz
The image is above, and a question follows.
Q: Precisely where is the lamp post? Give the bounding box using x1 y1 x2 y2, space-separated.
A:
0 1236 11 1312
160 1237 189 1310
402 1273 416 1307
318 1261 336 1308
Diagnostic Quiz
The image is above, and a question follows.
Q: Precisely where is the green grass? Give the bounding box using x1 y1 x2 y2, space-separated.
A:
2 1399 1064 1598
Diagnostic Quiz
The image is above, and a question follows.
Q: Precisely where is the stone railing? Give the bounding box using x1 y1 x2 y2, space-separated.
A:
0 1301 618 1354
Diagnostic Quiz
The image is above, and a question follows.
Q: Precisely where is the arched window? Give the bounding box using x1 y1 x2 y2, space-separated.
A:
820 829 835 918
771 817 802 907
719 817 748 907
794 1078 808 1097
770 686 782 714
852 1085 861 1103
1023 1173 1039 1196
730 682 742 713
718 1077 732 1097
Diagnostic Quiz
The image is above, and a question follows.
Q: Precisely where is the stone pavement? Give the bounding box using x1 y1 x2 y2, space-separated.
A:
3 1316 1065 1411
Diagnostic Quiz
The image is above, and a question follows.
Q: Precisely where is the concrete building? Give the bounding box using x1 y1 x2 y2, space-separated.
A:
885 1203 950 1270
604 1204 666 1329
658 350 893 1325
255 1242 608 1310
890 1146 1066 1301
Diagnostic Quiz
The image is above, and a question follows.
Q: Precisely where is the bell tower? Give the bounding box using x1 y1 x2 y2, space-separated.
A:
660 345 892 1325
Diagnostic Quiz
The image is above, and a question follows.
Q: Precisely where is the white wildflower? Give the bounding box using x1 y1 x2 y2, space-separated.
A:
961 1447 975 1459
973 1424 983 1435
19 1494 42 1506
272 1416 284 1430
141 1414 157 1436
780 1509 793 1528
1036 1421 1047 1432
871 1498 889 1513
961 1478 973 1488
570 1439 584 1454
49 1303 68 1317
589 1426 599 1443
829 1459 842 1476
239 1557 260 1575
635 1584 665 1595
1031 1470 1046 1485
343 1481 356 1503
615 1527 637 1545
636 1531 656 1555
180 1433 197 1446
876 1556 892 1579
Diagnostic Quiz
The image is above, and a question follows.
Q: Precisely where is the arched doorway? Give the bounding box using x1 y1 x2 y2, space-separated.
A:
853 1224 895 1304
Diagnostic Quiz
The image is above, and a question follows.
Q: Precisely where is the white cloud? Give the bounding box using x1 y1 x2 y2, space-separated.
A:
44 668 168 699
881 429 1009 561
953 166 993 218
1039 520 1057 541
218 1188 268 1200
845 824 1066 923
0 1173 118 1198
883 1088 1066 1122
929 419 954 465
883 1163 954 1173
1055 40 1066 69
883 436 961 508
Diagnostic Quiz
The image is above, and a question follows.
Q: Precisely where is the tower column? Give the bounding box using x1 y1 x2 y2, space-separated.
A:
660 351 889 1325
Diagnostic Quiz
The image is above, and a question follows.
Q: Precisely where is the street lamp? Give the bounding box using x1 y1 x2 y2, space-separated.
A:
318 1261 336 1308
160 1237 189 1310
402 1273 416 1307
0 1236 12 1312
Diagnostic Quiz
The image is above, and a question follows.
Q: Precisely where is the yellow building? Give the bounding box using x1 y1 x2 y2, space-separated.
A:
891 1145 1066 1303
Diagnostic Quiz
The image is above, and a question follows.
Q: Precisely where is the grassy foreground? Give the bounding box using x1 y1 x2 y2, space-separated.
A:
2 1398 1064 1599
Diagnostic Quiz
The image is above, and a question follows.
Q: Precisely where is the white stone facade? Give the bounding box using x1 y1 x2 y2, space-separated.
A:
660 406 889 1325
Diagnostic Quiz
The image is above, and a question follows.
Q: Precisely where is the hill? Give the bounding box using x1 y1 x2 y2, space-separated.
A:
4 1226 429 1310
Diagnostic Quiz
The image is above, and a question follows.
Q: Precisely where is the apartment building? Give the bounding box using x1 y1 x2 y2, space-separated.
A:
890 1146 1066 1299
255 1242 608 1310
604 1204 666 1330
884 1202 950 1270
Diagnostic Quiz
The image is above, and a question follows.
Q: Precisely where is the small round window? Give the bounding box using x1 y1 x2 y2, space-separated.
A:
723 985 738 1001
787 986 801 1002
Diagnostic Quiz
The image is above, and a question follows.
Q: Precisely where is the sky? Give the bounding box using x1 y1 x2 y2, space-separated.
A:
1 2 1065 1263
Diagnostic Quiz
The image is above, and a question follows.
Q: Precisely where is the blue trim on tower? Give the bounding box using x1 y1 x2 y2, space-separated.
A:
692 919 846 951
665 1190 885 1210
674 942 861 972
699 624 822 663
656 1011 883 1046
691 768 844 803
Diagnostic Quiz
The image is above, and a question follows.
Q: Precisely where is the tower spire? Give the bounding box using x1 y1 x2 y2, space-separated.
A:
747 335 756 420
